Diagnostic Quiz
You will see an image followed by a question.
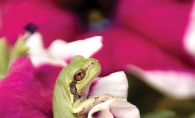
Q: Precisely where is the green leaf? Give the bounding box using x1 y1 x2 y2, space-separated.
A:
0 38 9 78
10 35 29 62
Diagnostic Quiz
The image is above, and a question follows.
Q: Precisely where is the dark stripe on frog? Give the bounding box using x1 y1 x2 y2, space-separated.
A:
70 79 80 103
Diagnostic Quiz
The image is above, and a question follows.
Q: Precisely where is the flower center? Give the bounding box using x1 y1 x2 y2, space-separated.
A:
58 0 117 30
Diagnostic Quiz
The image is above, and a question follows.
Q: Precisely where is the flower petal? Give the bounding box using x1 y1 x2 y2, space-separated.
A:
88 99 140 118
25 32 66 67
1 56 34 82
184 2 195 58
0 56 53 117
88 71 128 99
26 32 103 67
128 65 195 99
0 55 61 117
77 28 195 76
48 36 103 63
0 0 77 47
116 0 194 58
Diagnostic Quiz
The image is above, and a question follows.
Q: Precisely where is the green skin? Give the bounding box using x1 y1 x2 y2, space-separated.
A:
52 55 116 118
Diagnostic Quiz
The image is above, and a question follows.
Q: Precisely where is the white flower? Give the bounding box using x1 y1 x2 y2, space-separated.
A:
88 99 140 118
88 71 140 118
25 32 102 67
184 2 195 58
128 65 195 99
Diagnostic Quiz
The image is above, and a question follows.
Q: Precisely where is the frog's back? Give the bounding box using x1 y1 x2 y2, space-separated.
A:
53 78 77 118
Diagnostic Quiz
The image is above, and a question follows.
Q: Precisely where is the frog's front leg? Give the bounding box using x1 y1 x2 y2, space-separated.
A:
72 94 118 116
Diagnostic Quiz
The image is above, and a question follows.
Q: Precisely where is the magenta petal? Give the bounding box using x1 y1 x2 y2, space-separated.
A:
116 0 194 58
0 0 78 47
0 56 57 117
1 56 34 85
34 64 62 104
77 28 195 76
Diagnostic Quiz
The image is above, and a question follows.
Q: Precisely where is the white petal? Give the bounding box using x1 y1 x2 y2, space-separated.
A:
128 65 195 99
25 32 67 67
88 99 140 118
26 34 102 67
88 71 128 99
183 2 195 58
25 32 49 66
48 36 103 62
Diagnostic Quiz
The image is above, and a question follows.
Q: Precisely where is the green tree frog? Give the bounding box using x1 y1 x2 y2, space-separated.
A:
52 55 117 118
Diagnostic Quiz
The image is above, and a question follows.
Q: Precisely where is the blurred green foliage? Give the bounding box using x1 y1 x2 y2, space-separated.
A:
0 36 29 79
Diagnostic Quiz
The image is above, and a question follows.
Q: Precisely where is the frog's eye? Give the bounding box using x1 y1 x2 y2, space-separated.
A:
74 69 86 81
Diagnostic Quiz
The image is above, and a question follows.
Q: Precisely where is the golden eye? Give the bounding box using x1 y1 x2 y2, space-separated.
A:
74 69 86 81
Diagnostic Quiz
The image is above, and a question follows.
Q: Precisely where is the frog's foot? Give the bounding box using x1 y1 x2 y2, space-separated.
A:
94 93 119 103
73 93 119 116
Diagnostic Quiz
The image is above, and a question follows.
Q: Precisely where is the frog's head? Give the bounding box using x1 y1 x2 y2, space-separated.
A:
64 55 101 96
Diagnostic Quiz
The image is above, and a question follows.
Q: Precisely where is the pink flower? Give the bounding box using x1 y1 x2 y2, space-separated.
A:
0 45 140 117
0 56 57 117
0 32 140 117
0 0 78 47
114 0 195 99
76 1 195 99
1 0 195 99
0 32 103 117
